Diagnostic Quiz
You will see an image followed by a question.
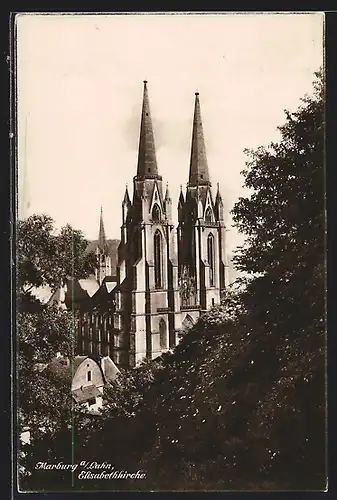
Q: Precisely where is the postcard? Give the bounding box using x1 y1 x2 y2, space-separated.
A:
14 11 326 492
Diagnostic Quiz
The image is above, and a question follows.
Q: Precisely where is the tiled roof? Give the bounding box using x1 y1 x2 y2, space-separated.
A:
72 384 101 403
65 278 90 304
90 278 117 304
101 356 120 383
78 278 100 297
103 276 117 282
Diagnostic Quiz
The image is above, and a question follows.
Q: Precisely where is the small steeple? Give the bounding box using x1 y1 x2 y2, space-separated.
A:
215 182 223 204
164 183 172 221
164 183 171 202
215 183 224 221
98 206 107 253
136 81 160 179
122 185 131 225
188 92 210 187
178 185 184 205
123 184 131 205
178 185 185 222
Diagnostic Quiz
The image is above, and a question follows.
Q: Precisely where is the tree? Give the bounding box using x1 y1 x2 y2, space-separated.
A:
125 70 326 490
17 214 96 489
19 68 326 491
17 214 96 308
228 68 326 489
232 69 324 283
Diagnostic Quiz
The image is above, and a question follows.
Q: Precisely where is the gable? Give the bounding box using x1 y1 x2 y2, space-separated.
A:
149 181 164 215
203 188 215 222
182 314 195 329
71 357 104 391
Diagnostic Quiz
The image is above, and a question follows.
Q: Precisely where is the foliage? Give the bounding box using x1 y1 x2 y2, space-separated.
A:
17 214 96 307
131 70 325 490
17 215 96 489
232 69 324 280
19 71 326 492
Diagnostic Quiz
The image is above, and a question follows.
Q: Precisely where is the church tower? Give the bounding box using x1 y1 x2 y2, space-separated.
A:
116 81 179 367
95 207 112 285
177 92 227 313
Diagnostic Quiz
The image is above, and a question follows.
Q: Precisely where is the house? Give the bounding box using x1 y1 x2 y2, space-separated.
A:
45 354 120 413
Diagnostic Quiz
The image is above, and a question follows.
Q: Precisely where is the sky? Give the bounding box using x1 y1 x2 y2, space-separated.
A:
16 13 324 253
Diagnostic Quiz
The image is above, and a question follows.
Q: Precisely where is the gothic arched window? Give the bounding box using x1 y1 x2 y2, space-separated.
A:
152 204 161 222
205 207 213 223
207 233 215 287
159 318 167 349
154 230 163 289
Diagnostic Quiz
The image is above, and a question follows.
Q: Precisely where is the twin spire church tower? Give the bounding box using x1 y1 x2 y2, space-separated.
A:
83 81 227 367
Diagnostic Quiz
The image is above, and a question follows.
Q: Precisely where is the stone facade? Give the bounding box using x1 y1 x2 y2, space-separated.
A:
74 82 227 368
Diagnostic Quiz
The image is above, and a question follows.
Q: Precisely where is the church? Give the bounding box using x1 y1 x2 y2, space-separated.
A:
69 81 228 368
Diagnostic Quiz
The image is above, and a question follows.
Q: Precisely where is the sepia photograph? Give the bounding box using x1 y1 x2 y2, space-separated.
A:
15 12 326 492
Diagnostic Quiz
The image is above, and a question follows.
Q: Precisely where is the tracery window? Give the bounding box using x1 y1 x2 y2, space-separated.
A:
207 233 215 287
154 230 163 289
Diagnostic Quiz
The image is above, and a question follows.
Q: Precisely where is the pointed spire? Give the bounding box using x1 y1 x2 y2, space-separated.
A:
164 183 171 201
178 185 184 205
136 81 159 179
215 182 223 203
164 183 172 221
123 184 131 205
178 185 185 222
98 206 107 253
188 92 210 187
215 183 224 221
